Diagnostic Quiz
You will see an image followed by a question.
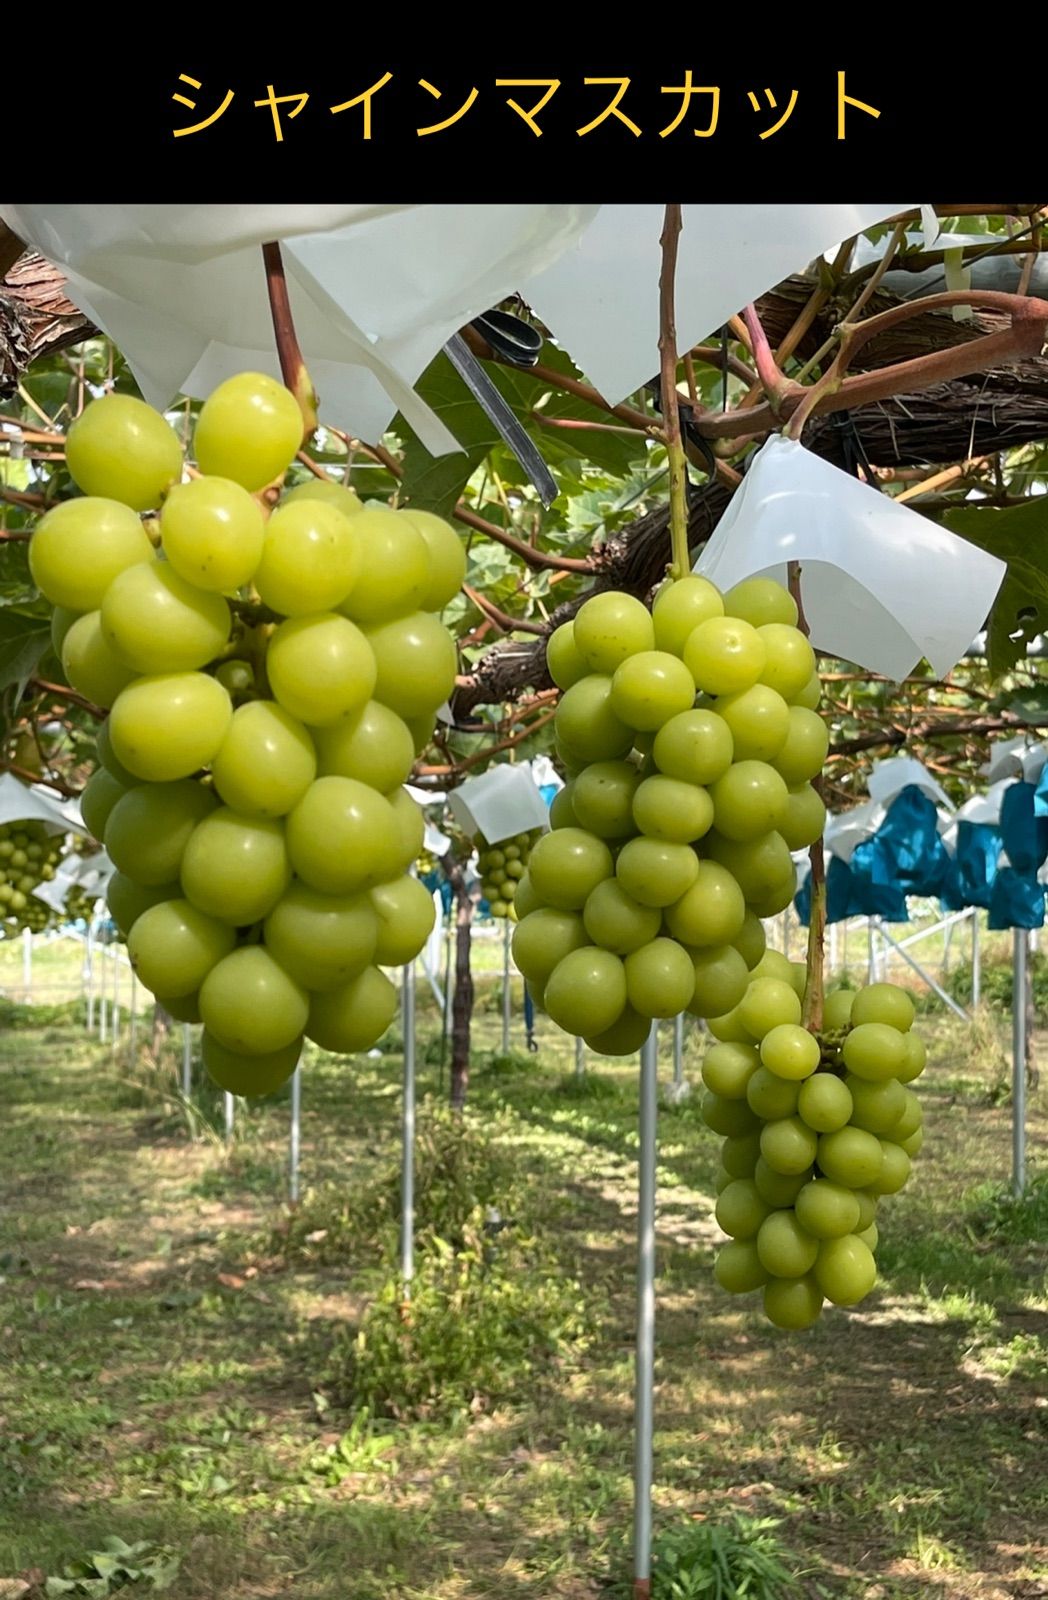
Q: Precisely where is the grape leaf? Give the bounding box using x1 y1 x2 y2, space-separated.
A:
942 499 1048 677
0 607 50 698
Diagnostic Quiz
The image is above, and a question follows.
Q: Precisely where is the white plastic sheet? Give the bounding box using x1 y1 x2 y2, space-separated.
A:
0 203 908 455
981 737 1048 785
0 771 90 836
448 762 549 843
868 756 954 811
695 436 1006 679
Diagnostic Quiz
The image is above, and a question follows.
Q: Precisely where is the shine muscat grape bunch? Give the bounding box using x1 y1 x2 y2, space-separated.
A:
477 828 543 919
31 377 466 1096
511 574 826 1055
705 977 925 1329
0 821 63 935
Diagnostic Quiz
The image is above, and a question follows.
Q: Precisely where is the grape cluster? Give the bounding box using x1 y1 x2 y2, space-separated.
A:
511 576 826 1053
32 377 466 1096
0 820 62 935
477 828 543 919
706 976 924 1329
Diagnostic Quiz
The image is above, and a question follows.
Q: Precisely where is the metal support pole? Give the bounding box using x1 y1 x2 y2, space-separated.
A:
575 1035 585 1079
501 918 511 1056
128 970 138 1062
875 921 969 1020
971 911 981 1008
111 942 120 1045
673 1012 684 1090
224 1092 235 1141
85 924 95 1032
99 942 108 1043
181 1024 192 1098
867 917 877 984
288 1065 302 1203
829 920 838 975
22 927 31 997
633 1024 658 1598
1013 929 1028 1197
401 957 416 1296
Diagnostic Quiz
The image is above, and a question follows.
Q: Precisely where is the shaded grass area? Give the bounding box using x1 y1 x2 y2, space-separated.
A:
0 999 1045 1599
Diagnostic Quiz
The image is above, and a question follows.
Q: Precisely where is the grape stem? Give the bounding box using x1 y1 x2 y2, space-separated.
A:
261 241 319 441
788 559 825 1033
658 204 691 582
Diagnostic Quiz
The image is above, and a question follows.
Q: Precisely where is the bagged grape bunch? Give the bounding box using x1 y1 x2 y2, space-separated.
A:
478 828 543 919
32 377 465 1096
0 821 64 935
512 574 825 1055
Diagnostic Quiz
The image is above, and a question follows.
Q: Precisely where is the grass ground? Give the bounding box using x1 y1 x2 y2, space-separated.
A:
0 973 1045 1599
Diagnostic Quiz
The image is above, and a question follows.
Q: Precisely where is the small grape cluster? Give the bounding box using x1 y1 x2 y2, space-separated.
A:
511 576 826 1052
32 378 466 1096
477 829 543 919
0 820 62 936
705 976 924 1329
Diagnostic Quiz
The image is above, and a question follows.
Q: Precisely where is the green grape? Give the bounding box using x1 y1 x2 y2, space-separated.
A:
573 592 654 673
763 1273 823 1329
60 612 133 708
610 651 696 732
255 500 359 615
306 965 398 1053
850 982 915 1032
578 1004 646 1056
339 509 430 623
701 1040 760 1099
759 1116 818 1175
109 672 232 781
707 1007 759 1046
888 1087 923 1142
738 977 802 1039
652 708 733 787
366 611 458 719
312 700 414 794
50 605 81 656
757 624 815 699
66 393 183 511
747 872 797 920
128 898 236 996
215 660 256 701
845 1073 906 1134
794 1180 861 1240
854 1190 879 1231
31 498 154 611
651 575 724 656
817 1127 884 1188
815 1234 877 1306
683 616 766 696
632 776 713 844
868 1141 911 1196
403 712 436 757
705 830 794 902
721 1130 762 1178
665 860 745 947
856 1221 879 1252
760 1023 820 1082
572 761 641 839
754 1159 810 1208
722 576 798 629
200 945 308 1053
513 873 541 920
772 707 829 786
387 787 425 870
896 1031 926 1084
732 909 767 970
287 777 403 893
556 677 633 764
399 508 466 609
100 559 230 673
797 1072 853 1133
546 622 588 690
616 838 699 908
80 767 133 840
156 992 201 1024
264 882 379 989
267 612 376 726
283 477 362 519
715 1239 769 1294
527 829 612 911
202 1032 301 1097
756 1211 819 1277
369 876 436 966
624 937 695 1018
900 1128 922 1157
95 718 138 785
779 785 826 852
717 685 790 763
710 761 790 843
702 1091 759 1138
822 989 854 1030
688 945 750 1018
180 808 290 925
841 1021 906 1082
104 780 215 884
716 1178 770 1240
544 946 628 1037
746 1066 801 1121
548 785 578 830
793 673 822 710
194 372 303 491
160 476 266 592
105 873 179 937
212 700 317 816
583 880 660 955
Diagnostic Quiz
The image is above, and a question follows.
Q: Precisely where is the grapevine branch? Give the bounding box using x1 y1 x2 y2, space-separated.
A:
657 203 690 580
